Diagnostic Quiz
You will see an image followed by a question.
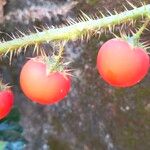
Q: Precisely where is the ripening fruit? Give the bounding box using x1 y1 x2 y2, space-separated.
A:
97 38 149 87
20 58 71 105
0 89 14 120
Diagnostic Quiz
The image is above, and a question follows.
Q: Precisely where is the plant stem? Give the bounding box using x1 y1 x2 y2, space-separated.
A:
49 44 65 72
0 4 150 54
133 19 149 39
56 46 64 62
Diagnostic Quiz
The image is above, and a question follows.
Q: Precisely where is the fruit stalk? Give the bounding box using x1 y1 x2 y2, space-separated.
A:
50 46 65 72
133 19 150 40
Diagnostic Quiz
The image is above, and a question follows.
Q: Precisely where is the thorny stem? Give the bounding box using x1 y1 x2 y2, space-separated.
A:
56 45 65 62
0 4 150 54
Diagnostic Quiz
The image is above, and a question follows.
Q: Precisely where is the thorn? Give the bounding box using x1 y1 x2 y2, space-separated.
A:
107 25 112 32
33 26 40 33
89 14 95 20
145 27 149 31
9 51 13 65
114 10 119 15
4 49 11 56
120 24 124 31
99 11 105 18
43 25 47 31
17 47 22 55
46 24 52 30
64 71 75 77
78 15 86 22
40 47 47 57
123 5 128 11
27 29 32 34
129 29 135 36
0 32 13 40
67 18 77 25
126 0 137 9
80 10 91 21
23 45 28 54
33 43 38 54
51 25 55 29
92 14 99 20
112 30 119 38
140 1 145 6
11 33 17 39
15 28 26 36
15 32 21 38
2 38 6 42
106 9 113 16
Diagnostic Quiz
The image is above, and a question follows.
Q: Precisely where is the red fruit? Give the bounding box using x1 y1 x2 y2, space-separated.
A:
0 89 14 120
20 58 71 105
97 38 149 87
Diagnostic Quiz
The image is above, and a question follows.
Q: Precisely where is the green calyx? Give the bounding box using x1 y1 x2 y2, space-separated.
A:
124 35 141 47
0 81 10 91
44 55 64 73
37 54 69 75
120 19 150 49
120 34 148 50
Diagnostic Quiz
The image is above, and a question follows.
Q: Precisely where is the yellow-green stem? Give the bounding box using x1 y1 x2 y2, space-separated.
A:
134 19 150 39
50 46 65 72
0 4 150 54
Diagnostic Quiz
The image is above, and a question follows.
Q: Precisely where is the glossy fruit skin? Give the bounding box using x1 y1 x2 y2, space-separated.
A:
20 58 71 105
97 38 149 87
0 89 14 120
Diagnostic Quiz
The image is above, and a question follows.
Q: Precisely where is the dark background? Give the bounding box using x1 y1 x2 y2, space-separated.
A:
0 0 150 150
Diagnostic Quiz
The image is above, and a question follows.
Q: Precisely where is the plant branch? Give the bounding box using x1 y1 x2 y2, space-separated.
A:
0 4 150 54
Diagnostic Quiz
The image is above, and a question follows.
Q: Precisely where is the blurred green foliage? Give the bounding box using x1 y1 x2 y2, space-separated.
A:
0 108 26 150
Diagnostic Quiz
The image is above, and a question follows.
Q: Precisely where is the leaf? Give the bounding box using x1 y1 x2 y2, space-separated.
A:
0 107 20 123
0 107 23 141
0 141 7 150
0 122 23 132
0 107 27 150
4 141 26 150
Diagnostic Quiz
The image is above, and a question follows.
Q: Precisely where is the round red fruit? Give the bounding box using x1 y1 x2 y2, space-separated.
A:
0 89 14 120
97 38 149 87
20 58 71 105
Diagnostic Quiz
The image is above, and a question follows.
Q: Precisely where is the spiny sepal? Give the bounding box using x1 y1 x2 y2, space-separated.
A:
45 55 64 73
113 30 149 50
124 35 140 47
0 80 11 91
33 55 71 76
122 33 149 50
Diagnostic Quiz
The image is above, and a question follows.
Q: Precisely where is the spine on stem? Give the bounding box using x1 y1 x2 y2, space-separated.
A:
0 4 150 54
